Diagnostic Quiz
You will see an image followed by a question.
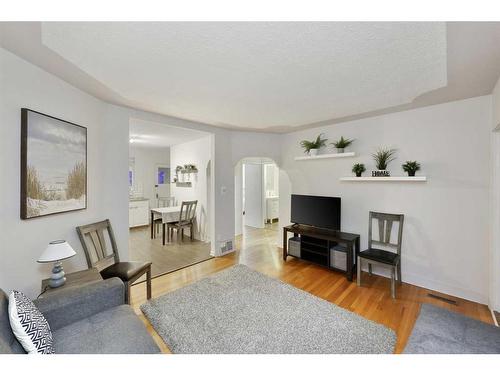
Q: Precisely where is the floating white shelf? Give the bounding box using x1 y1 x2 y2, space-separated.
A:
340 176 427 182
294 152 356 161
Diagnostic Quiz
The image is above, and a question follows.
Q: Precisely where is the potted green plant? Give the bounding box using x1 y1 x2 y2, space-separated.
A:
372 148 397 177
402 161 421 177
352 163 366 177
184 164 198 173
332 136 354 153
300 133 328 156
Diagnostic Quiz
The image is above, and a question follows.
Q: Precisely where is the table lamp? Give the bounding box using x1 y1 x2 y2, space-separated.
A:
38 240 76 288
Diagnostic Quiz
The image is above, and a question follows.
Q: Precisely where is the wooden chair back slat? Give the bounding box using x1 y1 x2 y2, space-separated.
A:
368 211 404 256
158 197 176 208
76 219 120 271
178 200 197 224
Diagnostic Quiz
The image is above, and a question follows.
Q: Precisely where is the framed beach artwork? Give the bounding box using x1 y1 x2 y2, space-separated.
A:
20 108 87 219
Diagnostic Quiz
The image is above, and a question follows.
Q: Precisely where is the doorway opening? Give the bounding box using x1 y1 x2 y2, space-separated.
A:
234 157 280 246
128 118 215 280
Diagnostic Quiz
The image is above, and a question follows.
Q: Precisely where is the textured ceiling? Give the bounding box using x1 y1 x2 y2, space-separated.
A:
40 22 447 130
129 118 209 148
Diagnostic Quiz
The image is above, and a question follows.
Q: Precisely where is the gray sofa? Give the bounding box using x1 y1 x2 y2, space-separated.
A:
0 278 160 354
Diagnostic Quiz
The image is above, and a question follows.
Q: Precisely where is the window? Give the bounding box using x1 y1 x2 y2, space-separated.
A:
129 158 135 187
157 167 170 185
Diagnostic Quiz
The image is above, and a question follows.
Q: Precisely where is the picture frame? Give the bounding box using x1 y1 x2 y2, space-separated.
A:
20 108 87 219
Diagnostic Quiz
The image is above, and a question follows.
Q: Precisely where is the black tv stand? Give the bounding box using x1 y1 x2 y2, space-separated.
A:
283 224 360 281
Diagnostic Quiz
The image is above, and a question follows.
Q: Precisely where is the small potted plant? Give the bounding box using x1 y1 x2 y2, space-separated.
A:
184 164 198 173
300 133 328 156
372 148 397 177
352 163 366 177
332 136 354 153
402 161 421 177
175 165 183 174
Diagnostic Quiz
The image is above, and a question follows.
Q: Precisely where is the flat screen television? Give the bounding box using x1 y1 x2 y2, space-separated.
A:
291 194 341 230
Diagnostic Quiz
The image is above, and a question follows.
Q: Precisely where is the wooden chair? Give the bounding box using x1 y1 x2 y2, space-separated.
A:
357 211 404 299
76 219 152 304
153 196 175 238
167 200 197 242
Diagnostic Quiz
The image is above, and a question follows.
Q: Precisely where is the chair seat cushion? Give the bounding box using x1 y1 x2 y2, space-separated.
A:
359 248 399 265
101 262 151 282
52 305 159 354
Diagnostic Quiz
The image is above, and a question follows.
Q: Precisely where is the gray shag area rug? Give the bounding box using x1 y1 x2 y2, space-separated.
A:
141 265 396 353
404 303 500 354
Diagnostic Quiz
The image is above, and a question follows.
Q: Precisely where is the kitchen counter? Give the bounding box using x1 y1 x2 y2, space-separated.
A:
129 197 149 202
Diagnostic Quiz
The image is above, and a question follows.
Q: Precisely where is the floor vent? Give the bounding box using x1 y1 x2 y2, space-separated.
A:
427 293 457 305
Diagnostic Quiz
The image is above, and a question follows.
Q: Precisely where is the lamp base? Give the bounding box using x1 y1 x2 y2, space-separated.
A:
48 261 66 288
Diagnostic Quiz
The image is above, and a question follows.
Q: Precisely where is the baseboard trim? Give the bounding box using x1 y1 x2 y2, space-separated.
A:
356 264 488 305
492 310 499 327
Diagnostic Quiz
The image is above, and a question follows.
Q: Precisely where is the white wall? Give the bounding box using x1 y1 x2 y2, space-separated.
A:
493 78 500 129
234 161 243 236
490 77 500 311
243 163 265 229
129 145 170 208
170 136 212 241
280 96 492 304
0 47 125 298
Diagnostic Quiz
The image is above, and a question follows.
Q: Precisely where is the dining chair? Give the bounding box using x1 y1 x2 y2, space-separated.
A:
357 211 404 299
167 200 198 242
76 219 152 304
153 196 176 238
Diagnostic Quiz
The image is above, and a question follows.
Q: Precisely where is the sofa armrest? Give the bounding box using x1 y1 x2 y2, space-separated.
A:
33 278 125 331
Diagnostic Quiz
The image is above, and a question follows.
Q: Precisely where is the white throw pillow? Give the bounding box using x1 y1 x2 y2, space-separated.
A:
8 290 55 354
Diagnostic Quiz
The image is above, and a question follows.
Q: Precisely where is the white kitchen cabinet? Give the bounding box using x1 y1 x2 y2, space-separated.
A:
129 199 150 228
265 197 279 223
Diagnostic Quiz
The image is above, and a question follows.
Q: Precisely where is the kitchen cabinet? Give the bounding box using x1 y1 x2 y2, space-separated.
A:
129 199 149 228
266 197 279 223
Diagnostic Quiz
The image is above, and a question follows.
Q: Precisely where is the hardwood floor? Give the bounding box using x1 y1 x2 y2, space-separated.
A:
129 225 212 281
130 223 493 354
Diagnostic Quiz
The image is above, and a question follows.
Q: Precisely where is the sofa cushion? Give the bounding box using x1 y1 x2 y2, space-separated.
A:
52 304 160 354
0 289 25 354
8 291 55 354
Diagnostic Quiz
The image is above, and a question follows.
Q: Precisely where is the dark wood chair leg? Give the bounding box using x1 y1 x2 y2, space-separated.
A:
190 224 194 241
390 267 396 299
162 223 166 245
368 263 372 275
146 267 152 300
125 282 131 304
397 261 402 285
150 212 154 239
357 256 361 286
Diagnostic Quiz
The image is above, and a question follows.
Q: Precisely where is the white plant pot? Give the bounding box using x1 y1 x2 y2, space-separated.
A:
336 148 345 153
309 149 319 156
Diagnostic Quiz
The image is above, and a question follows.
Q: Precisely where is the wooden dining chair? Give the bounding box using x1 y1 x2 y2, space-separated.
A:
153 196 176 238
76 219 152 304
167 200 198 242
357 211 404 299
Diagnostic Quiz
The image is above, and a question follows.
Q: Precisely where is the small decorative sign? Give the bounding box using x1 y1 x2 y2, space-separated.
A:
372 170 390 177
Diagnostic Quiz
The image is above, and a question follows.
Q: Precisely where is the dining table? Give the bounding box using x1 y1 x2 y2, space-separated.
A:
150 206 181 245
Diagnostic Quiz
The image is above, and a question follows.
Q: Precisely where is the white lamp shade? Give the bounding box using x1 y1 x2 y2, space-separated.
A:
38 240 76 263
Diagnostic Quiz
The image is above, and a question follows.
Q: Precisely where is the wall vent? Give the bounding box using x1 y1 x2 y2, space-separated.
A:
220 240 234 254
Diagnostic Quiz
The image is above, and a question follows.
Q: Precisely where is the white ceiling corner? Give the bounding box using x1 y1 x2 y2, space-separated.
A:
40 22 448 130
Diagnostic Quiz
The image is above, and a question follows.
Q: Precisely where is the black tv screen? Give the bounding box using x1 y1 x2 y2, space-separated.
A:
291 194 341 230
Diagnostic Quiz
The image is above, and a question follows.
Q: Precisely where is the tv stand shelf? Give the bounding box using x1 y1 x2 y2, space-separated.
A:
283 224 360 281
